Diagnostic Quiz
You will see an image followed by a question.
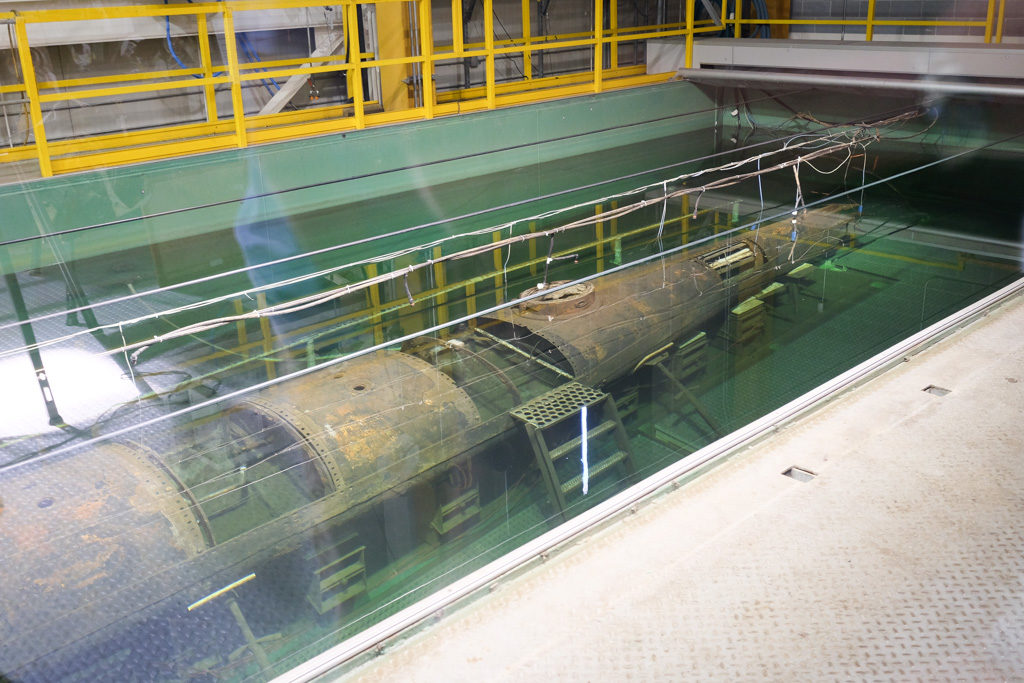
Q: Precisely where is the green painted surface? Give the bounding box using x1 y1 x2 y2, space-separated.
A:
2 91 1024 681
0 82 714 271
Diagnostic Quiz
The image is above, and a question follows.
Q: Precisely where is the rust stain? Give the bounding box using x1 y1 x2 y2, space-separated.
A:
69 496 107 522
8 522 50 552
32 534 121 592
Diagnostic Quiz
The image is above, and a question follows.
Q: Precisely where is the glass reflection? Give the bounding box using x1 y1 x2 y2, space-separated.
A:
1 125 1022 682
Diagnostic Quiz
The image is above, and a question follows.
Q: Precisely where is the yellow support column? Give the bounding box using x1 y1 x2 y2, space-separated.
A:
346 2 366 128
197 13 218 122
465 281 477 325
685 0 695 68
682 193 691 246
522 0 533 79
609 0 618 69
419 0 436 117
595 204 605 271
256 293 277 380
996 0 1006 42
528 222 538 276
610 200 619 266
734 0 742 38
865 0 876 41
432 246 448 326
14 17 52 177
233 299 249 358
365 264 385 345
594 0 604 93
484 0 496 108
492 230 504 303
452 0 465 56
378 0 414 111
984 0 997 43
222 10 247 148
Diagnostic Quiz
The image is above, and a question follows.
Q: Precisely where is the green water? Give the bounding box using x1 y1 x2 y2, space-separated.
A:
1 118 1021 682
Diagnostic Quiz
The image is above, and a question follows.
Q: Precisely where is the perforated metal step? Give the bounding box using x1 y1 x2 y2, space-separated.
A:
510 382 609 430
548 420 617 461
560 451 629 494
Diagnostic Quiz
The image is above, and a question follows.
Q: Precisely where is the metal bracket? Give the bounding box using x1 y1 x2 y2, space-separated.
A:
699 0 724 27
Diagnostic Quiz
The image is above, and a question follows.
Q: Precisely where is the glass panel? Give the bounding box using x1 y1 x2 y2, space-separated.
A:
1 89 1022 682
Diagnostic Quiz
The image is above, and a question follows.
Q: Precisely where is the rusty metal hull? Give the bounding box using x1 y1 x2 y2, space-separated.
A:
0 443 209 672
233 349 482 510
487 206 853 386
0 206 856 676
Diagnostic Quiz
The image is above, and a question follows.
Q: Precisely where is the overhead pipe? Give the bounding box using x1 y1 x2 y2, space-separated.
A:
676 67 1024 99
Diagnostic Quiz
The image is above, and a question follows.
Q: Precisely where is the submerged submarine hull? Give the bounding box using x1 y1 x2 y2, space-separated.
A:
0 206 855 676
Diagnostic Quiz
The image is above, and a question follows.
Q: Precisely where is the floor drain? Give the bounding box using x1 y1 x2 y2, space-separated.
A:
923 385 951 396
782 466 816 482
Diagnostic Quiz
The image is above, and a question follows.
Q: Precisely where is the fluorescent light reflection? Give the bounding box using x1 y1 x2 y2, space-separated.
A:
0 348 139 437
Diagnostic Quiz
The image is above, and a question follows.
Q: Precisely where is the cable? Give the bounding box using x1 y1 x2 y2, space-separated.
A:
0 113 925 363
492 8 526 79
7 120 1010 474
2 91 817 250
0 97 849 341
0 104 928 358
163 0 281 97
95 135 902 357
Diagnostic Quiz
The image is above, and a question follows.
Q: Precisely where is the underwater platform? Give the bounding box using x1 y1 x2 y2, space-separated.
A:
331 284 1024 681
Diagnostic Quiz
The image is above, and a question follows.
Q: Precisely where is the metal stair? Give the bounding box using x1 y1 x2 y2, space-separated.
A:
511 382 636 520
305 531 367 615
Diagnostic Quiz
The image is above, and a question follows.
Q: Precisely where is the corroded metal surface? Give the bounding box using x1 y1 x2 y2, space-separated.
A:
0 206 856 676
486 207 854 386
234 350 482 504
0 442 208 672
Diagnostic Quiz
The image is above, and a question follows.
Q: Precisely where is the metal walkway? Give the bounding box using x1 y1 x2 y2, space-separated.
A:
338 289 1024 681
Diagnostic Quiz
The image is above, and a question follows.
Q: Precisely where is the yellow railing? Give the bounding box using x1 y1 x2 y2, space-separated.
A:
193 199 720 382
0 0 1010 178
0 0 693 177
733 0 1008 42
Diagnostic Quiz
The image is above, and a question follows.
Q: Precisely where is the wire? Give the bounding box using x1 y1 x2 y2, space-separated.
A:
492 8 526 79
97 136 894 356
0 112 925 363
1 90 820 250
163 0 281 97
7 120 1009 473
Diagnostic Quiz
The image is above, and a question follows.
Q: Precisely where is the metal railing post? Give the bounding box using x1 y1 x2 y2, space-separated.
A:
452 0 465 55
346 1 365 128
609 0 618 69
685 0 695 69
197 12 218 122
222 9 247 148
419 0 436 116
865 0 876 41
984 0 997 43
14 16 52 177
594 0 604 92
996 0 1006 42
522 0 532 78
483 0 495 107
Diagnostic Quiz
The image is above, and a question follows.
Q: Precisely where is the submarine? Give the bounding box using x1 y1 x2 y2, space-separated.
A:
0 204 856 678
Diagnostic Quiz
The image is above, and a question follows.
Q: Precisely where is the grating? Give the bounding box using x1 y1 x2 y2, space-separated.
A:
510 382 608 430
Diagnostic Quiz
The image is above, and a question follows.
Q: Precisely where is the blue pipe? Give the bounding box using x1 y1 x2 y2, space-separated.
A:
163 0 281 96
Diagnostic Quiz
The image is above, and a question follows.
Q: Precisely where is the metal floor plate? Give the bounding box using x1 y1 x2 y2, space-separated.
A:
341 291 1024 682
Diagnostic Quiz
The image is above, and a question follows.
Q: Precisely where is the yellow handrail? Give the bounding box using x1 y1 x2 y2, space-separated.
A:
0 0 1007 178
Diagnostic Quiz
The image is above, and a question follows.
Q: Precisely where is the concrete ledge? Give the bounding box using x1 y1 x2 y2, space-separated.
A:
650 38 1024 79
340 285 1024 682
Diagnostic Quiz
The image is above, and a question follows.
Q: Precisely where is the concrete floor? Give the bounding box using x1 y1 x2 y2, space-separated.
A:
339 290 1024 682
